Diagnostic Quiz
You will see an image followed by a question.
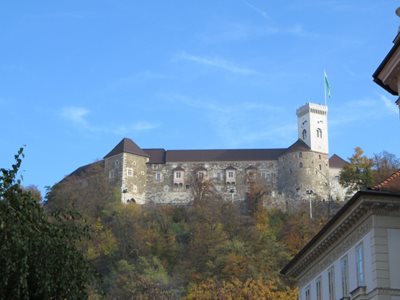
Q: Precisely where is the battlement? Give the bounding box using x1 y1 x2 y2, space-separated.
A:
296 103 328 117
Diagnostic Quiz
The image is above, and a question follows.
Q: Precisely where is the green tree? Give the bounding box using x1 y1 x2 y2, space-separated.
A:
339 147 374 195
0 149 96 299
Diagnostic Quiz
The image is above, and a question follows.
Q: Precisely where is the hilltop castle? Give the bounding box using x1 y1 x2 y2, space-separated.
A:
69 102 347 205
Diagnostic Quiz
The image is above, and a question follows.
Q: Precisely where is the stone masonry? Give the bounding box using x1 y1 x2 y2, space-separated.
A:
68 103 348 205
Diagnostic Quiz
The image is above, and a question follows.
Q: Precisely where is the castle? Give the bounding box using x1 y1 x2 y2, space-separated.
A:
69 102 347 205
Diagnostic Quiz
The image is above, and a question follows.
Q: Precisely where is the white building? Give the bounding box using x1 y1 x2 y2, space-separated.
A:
281 189 400 300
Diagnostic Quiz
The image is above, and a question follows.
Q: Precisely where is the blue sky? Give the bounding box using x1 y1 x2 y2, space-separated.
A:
1 1 399 195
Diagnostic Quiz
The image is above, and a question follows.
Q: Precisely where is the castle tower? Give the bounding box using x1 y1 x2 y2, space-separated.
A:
278 102 330 202
296 103 328 154
104 138 149 204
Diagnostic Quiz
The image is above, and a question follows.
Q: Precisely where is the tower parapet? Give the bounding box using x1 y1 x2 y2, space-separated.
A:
296 103 328 154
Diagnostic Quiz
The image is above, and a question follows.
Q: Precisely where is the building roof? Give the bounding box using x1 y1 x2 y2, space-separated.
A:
280 189 400 277
284 139 311 153
104 138 149 159
373 32 400 95
164 148 286 162
144 149 166 164
372 169 400 193
329 154 348 169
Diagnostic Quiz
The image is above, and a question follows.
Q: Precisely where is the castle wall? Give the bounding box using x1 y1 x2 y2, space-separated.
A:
278 150 330 201
145 160 280 204
329 167 348 201
121 153 148 204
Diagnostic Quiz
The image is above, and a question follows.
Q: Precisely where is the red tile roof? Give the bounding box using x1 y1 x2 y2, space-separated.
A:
372 170 400 192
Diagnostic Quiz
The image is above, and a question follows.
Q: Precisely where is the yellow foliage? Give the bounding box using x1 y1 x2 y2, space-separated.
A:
87 219 118 260
183 278 298 300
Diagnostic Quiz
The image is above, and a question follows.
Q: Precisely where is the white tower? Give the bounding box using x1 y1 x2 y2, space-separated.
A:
296 103 328 154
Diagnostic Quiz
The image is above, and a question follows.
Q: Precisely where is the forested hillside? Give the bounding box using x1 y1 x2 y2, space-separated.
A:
44 164 334 299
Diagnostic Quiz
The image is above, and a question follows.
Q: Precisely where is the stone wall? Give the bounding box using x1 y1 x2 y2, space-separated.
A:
121 153 149 204
278 150 330 201
145 160 280 204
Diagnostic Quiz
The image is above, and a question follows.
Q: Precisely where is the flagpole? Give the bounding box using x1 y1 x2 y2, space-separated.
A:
324 70 327 107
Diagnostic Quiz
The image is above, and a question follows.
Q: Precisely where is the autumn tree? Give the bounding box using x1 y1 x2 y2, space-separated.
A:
339 147 374 196
372 151 400 184
45 161 117 220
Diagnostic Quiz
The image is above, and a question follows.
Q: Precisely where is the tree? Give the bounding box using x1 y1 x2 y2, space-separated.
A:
339 147 374 196
0 149 96 299
183 278 298 300
373 151 400 184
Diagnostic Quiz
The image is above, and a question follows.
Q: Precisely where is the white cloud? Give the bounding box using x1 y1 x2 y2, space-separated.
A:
380 94 398 115
162 93 292 147
330 95 399 127
60 106 89 124
112 122 159 135
177 52 262 76
243 0 271 20
60 106 158 136
199 21 318 45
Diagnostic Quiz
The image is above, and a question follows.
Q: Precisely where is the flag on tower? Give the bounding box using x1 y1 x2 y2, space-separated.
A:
324 71 331 99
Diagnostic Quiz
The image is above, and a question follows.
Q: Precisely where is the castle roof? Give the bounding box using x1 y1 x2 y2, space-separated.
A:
162 148 286 163
284 139 311 153
144 149 166 164
329 154 348 169
104 138 149 159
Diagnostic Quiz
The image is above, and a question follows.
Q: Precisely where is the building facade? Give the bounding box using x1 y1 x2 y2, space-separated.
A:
281 190 400 300
69 102 347 205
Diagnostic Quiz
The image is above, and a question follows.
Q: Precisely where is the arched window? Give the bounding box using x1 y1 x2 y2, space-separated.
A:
317 128 322 138
299 162 303 168
302 129 307 140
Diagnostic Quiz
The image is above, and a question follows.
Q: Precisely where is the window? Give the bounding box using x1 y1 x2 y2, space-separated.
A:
299 162 303 168
127 168 133 177
319 164 322 170
226 168 236 183
341 255 349 298
198 171 206 180
173 169 185 185
356 243 365 286
328 266 335 300
108 169 115 179
299 152 303 158
317 128 322 138
302 129 307 140
155 172 162 181
305 285 311 300
114 160 120 167
316 277 322 300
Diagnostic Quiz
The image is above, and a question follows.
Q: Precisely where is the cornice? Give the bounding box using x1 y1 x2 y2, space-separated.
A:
284 192 400 279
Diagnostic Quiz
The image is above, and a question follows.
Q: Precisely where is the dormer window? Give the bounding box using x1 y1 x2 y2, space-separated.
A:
225 167 236 184
173 167 185 185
